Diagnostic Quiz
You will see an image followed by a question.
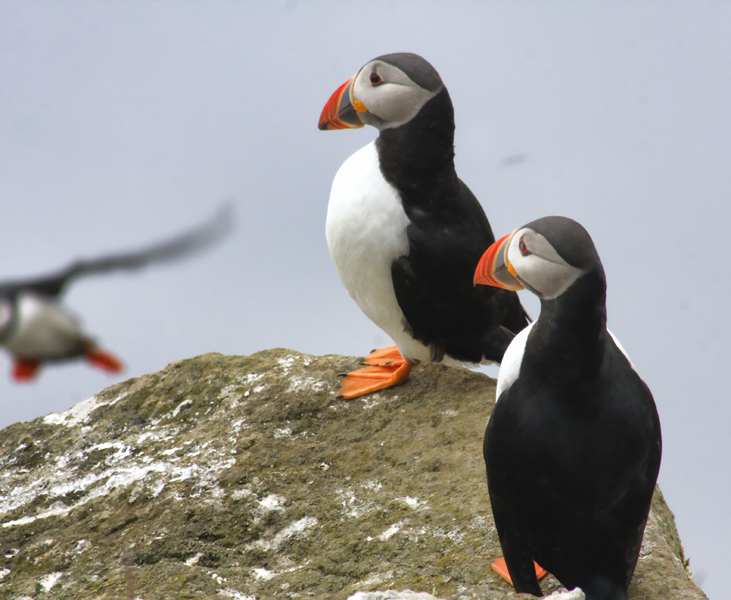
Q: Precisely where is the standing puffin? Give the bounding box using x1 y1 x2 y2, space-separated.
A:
0 205 232 382
319 52 529 399
474 216 662 599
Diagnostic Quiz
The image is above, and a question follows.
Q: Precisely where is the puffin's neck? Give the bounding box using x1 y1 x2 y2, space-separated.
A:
529 266 608 387
375 89 456 195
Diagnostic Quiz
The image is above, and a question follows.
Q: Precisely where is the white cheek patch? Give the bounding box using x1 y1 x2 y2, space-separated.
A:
516 255 582 300
366 85 434 125
352 61 440 129
508 229 584 300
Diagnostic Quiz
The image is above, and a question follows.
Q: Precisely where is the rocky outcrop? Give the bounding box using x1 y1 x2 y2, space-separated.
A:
0 349 706 599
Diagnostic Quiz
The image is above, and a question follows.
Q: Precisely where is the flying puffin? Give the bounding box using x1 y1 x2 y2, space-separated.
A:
0 204 232 382
474 216 662 599
319 52 529 399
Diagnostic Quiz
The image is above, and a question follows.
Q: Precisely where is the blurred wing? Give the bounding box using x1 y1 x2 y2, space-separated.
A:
0 203 234 299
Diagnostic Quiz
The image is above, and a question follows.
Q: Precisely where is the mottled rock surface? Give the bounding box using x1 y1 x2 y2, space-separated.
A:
0 349 706 599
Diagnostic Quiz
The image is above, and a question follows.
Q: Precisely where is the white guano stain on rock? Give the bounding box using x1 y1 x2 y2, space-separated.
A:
337 487 377 519
256 494 286 514
246 559 307 586
361 398 380 410
349 588 584 600
211 572 227 584
42 392 128 428
68 539 91 556
377 521 405 541
39 571 63 592
185 552 204 566
218 588 257 600
277 356 297 371
363 480 383 491
250 516 318 551
252 567 276 580
251 492 288 523
286 375 329 393
360 570 394 588
231 488 254 501
411 525 464 544
337 483 430 524
349 590 442 600
396 496 427 510
640 537 656 559
545 590 586 600
171 398 193 418
1 410 236 528
273 426 293 439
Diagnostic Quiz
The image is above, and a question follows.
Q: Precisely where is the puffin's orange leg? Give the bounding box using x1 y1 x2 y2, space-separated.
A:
338 348 412 400
492 557 546 585
359 344 403 366
85 348 123 373
13 359 41 382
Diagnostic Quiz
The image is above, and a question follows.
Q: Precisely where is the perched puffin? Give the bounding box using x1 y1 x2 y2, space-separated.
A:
0 205 232 382
474 216 662 599
319 52 529 399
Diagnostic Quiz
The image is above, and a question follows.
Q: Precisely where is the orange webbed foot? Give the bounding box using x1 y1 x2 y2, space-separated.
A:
492 556 547 586
13 359 41 382
358 344 404 366
85 348 123 374
337 346 412 400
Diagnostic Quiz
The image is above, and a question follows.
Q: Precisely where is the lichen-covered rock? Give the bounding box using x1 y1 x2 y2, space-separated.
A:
0 349 706 599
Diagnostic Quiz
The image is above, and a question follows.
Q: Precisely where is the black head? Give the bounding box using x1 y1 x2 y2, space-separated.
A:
522 216 600 272
475 216 603 300
319 52 447 132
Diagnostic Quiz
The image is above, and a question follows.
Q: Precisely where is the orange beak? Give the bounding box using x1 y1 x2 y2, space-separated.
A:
318 76 365 130
474 230 524 290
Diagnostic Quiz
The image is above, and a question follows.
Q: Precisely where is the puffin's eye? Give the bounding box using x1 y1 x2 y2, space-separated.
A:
519 239 531 255
369 72 383 86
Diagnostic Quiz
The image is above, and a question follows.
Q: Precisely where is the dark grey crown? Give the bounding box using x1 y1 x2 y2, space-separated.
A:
373 52 444 92
524 216 600 270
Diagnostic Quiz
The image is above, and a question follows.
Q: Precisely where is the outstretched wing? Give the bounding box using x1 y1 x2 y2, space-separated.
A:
0 203 234 299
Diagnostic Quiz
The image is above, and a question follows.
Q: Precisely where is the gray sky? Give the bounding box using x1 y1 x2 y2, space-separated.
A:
1 2 729 597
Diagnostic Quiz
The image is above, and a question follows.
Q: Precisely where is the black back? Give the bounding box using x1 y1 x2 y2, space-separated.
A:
377 89 529 363
485 267 662 599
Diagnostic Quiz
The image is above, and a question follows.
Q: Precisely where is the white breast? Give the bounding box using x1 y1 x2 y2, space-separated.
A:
495 321 534 401
608 330 636 370
325 142 433 362
4 292 86 359
494 321 635 401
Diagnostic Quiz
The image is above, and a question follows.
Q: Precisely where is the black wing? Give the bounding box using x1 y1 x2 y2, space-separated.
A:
391 177 529 364
0 203 234 299
484 391 544 596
